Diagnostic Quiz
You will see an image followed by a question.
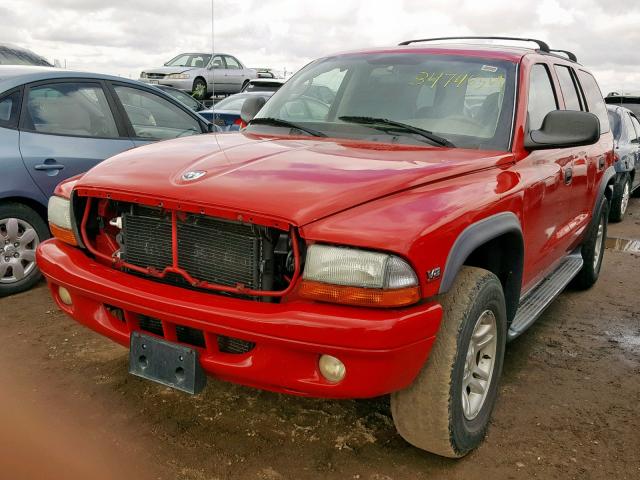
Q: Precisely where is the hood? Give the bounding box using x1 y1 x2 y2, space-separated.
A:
76 133 513 227
142 66 195 75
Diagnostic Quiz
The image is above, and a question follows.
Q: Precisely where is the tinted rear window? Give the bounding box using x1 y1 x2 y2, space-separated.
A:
577 70 610 133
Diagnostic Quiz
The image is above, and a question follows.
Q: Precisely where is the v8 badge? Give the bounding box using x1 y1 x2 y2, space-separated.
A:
426 267 441 281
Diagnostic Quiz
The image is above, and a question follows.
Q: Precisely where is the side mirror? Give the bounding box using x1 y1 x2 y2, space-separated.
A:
525 110 600 150
240 96 267 124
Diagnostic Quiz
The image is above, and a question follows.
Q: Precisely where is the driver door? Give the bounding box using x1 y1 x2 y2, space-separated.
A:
207 55 228 94
108 83 205 147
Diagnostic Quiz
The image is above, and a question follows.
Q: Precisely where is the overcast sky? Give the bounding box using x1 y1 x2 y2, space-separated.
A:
2 0 640 94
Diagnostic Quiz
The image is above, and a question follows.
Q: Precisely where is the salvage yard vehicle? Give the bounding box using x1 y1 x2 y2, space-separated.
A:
139 53 257 97
606 105 640 221
0 66 213 296
38 37 615 458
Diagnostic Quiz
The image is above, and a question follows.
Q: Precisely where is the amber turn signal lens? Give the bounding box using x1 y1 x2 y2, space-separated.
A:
299 280 420 308
49 223 78 246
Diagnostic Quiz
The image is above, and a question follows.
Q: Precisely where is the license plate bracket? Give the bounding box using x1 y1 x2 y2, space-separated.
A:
129 332 206 394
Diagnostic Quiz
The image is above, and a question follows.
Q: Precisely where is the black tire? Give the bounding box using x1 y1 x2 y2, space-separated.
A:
0 202 49 297
192 78 207 99
391 266 507 458
609 174 631 222
573 198 608 290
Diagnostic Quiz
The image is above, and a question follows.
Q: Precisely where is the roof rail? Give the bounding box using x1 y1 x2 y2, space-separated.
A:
548 49 578 62
398 36 551 52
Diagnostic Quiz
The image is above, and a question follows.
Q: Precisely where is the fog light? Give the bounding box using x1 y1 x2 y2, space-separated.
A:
319 354 346 383
58 286 73 306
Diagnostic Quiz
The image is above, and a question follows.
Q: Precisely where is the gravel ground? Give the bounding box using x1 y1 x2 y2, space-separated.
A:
0 199 638 480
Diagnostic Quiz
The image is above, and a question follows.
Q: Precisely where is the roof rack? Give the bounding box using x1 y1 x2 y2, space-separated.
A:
397 37 579 63
398 36 551 51
548 49 578 62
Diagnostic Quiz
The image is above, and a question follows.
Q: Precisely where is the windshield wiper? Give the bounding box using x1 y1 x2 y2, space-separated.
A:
338 116 454 147
248 117 327 137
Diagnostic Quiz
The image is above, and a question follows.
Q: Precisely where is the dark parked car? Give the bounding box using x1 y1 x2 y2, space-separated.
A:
0 43 52 67
240 78 286 93
0 66 213 296
606 105 640 221
606 93 640 117
200 91 274 130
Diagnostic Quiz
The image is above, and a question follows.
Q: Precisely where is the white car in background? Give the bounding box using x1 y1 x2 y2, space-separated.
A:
139 53 257 97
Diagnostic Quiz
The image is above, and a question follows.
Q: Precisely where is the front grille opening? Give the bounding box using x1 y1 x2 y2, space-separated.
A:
218 335 255 354
138 315 164 337
82 199 300 302
176 325 206 348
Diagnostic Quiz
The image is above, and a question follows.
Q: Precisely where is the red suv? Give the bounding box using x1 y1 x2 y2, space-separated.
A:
37 37 615 457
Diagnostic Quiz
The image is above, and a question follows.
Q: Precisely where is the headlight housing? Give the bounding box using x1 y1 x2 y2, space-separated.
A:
48 196 77 246
139 72 148 79
299 245 420 308
167 73 190 79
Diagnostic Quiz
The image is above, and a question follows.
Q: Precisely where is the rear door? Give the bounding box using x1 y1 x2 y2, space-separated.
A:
19 80 134 198
107 83 206 147
553 64 591 244
575 70 614 212
223 56 245 92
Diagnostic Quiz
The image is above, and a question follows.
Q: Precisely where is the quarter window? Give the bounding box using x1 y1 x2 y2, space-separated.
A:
113 85 201 140
527 64 558 131
25 83 119 138
0 91 20 128
225 56 241 69
554 65 582 110
576 70 610 133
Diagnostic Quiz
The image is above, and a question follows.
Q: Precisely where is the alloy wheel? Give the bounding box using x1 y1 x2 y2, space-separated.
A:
0 218 40 284
462 309 498 421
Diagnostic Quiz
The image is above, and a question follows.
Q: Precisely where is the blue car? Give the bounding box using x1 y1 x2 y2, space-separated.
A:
200 91 275 130
606 105 640 222
0 66 213 295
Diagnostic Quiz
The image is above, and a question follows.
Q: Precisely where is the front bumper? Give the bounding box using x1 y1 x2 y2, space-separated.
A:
139 77 194 92
37 240 442 398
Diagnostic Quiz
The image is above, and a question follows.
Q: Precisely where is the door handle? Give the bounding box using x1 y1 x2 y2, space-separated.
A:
564 166 573 184
34 158 65 176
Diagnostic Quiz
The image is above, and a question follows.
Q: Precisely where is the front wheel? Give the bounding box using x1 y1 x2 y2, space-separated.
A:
391 266 507 458
609 174 631 222
0 202 49 297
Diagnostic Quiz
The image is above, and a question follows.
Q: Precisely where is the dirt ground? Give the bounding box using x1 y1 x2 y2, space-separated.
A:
1 200 639 480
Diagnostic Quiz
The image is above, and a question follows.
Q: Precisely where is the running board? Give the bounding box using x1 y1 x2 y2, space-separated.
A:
508 254 583 341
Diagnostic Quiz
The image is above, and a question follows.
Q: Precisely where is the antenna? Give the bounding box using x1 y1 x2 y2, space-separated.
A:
211 0 215 101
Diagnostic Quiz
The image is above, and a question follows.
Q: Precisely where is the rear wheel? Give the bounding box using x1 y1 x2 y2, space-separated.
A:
609 174 631 222
391 266 507 458
573 198 608 290
0 202 49 297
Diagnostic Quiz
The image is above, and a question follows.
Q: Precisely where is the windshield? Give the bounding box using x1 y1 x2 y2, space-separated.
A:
0 46 52 66
165 53 211 68
215 93 270 111
250 53 516 150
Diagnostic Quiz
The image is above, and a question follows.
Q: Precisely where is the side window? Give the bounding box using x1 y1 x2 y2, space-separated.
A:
528 64 558 131
210 56 224 69
225 56 241 70
576 70 610 133
0 91 20 128
554 65 582 110
24 83 119 138
630 115 640 143
621 112 635 142
112 85 201 140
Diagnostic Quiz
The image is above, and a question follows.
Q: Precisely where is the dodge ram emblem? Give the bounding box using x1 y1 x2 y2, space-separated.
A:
182 170 206 181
